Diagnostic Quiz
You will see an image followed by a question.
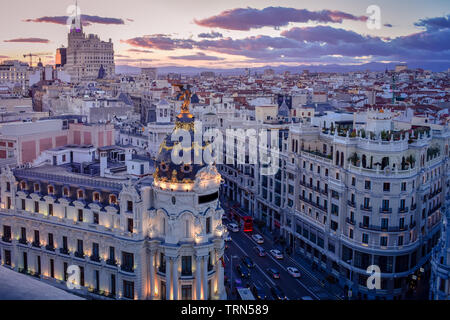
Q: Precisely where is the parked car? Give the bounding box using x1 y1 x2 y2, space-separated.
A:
266 268 280 279
254 246 267 257
270 286 287 300
227 223 239 232
250 284 267 300
251 234 264 244
237 263 251 278
287 267 301 278
241 256 255 268
270 249 284 259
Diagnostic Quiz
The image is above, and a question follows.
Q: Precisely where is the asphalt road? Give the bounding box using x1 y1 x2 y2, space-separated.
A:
223 218 341 300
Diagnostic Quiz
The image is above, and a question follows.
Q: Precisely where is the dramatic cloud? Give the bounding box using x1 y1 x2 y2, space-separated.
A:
384 23 393 28
194 6 367 31
169 52 224 60
123 14 450 69
122 34 195 50
0 55 9 59
24 14 126 26
414 15 450 30
127 49 153 54
281 26 366 44
198 31 223 39
4 38 50 43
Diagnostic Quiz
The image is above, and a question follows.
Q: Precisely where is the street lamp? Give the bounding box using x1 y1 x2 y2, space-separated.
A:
347 259 353 300
230 255 239 297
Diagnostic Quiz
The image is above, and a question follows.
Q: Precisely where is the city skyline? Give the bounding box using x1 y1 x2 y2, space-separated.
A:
0 0 449 70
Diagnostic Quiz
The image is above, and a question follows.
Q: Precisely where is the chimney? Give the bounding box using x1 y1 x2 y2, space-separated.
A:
100 151 108 177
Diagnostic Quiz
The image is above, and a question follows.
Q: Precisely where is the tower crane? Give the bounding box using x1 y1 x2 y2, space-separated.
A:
23 53 44 67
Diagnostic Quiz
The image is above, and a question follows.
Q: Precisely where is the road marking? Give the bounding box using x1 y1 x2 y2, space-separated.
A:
232 235 276 286
242 232 320 300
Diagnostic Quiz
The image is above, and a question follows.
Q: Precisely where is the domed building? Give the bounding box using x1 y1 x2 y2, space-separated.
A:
147 85 226 300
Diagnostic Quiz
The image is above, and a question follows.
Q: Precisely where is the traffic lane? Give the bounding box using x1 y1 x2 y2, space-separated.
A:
228 230 313 300
243 231 340 300
223 238 276 298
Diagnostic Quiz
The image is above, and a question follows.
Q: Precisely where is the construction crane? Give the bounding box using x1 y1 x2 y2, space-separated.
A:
23 53 44 67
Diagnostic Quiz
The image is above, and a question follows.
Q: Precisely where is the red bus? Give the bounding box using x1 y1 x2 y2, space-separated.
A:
230 207 253 232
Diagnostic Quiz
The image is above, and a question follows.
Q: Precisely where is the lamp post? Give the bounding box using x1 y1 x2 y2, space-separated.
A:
230 255 239 297
347 259 353 300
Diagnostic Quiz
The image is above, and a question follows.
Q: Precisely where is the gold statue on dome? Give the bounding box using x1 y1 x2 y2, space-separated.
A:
173 84 193 117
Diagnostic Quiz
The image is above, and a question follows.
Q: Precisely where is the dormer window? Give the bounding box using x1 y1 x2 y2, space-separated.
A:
63 187 69 197
20 181 27 190
34 183 40 192
48 186 54 195
93 192 100 202
77 190 84 199
109 194 117 205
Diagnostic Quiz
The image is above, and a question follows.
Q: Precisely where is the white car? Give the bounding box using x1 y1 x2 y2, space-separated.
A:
252 234 264 244
227 223 239 233
287 267 301 278
270 249 284 259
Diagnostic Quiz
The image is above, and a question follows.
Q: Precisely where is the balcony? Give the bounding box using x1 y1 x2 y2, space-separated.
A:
398 207 409 214
90 255 101 263
411 203 417 210
1 236 12 243
121 265 134 273
32 241 41 248
346 217 355 225
59 248 69 255
359 223 413 232
106 258 117 267
45 244 55 252
379 207 392 214
347 200 356 208
74 251 85 259
18 238 28 245
360 205 372 212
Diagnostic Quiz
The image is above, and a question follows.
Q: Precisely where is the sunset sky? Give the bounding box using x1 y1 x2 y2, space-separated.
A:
0 0 449 69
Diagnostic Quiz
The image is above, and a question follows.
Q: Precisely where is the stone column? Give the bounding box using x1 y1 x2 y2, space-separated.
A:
195 256 202 300
165 257 171 300
203 256 209 300
149 250 155 299
172 256 179 300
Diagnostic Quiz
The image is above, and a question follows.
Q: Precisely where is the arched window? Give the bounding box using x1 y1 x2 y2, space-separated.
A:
77 190 84 199
109 194 117 205
93 192 100 202
48 185 54 195
63 187 69 197
20 181 26 190
341 152 344 167
34 183 40 192
335 151 339 165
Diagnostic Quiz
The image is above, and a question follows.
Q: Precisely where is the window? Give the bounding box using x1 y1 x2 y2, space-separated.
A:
349 229 354 239
4 250 11 266
109 194 117 204
93 192 100 202
34 183 40 192
48 186 54 194
401 182 407 191
93 212 99 225
20 227 26 242
127 218 133 233
6 182 10 192
398 235 404 246
20 181 26 190
351 177 355 186
181 285 192 300
62 236 68 251
121 252 134 272
363 216 370 227
381 218 389 229
48 233 54 248
365 180 371 190
77 190 84 199
383 183 390 192
34 201 39 213
77 240 84 256
380 236 388 247
181 256 192 276
34 230 40 246
78 209 83 222
330 220 338 231
362 233 369 244
3 225 11 241
63 187 69 197
48 204 53 216
79 266 85 286
159 253 166 273
50 259 55 278
92 243 99 260
382 199 390 210
127 201 133 212
206 217 211 234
